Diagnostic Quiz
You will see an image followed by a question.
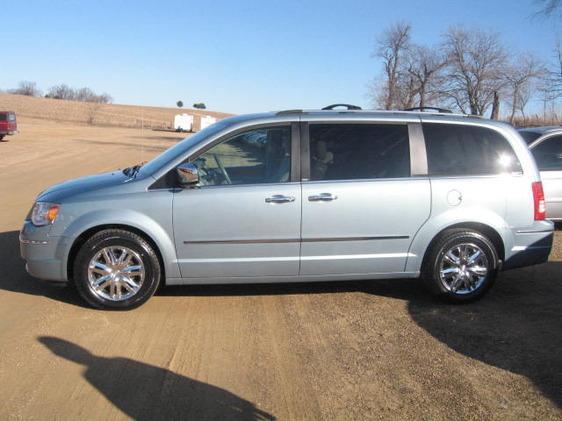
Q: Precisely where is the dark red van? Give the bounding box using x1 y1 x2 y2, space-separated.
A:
0 111 17 141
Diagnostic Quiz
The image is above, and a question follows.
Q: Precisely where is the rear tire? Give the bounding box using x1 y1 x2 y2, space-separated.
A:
422 229 499 303
73 229 161 310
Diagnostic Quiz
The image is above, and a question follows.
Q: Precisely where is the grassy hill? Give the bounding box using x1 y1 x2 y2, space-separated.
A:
0 93 232 130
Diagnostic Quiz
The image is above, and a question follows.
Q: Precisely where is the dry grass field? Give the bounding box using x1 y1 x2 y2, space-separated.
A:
0 93 232 130
0 113 561 420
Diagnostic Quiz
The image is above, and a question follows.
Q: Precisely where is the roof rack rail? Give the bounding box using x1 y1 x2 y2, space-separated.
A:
276 109 303 115
403 106 452 114
322 104 362 111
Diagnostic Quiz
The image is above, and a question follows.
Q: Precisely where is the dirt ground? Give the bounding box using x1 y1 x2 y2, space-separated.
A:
0 117 561 420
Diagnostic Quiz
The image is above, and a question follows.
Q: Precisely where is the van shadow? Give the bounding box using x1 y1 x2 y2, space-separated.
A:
38 336 274 420
0 231 85 307
167 265 562 409
401 263 561 409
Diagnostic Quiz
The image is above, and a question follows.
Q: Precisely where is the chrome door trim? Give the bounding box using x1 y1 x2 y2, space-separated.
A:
265 195 296 203
308 193 337 201
182 235 409 245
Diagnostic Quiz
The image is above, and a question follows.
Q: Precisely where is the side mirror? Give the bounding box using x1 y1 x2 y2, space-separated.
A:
176 162 199 186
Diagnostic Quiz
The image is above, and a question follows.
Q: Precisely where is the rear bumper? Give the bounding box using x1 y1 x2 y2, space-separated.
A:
503 225 553 270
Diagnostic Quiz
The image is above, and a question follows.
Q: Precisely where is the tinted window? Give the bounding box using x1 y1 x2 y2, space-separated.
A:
193 126 291 186
309 124 410 181
423 124 522 176
519 130 542 145
532 135 562 171
0 114 7 121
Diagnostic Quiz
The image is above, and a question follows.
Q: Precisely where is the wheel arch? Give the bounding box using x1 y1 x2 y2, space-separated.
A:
420 222 505 270
67 224 168 284
406 213 508 273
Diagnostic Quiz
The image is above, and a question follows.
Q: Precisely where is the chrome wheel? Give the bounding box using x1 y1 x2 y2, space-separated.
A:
439 243 489 295
87 246 145 301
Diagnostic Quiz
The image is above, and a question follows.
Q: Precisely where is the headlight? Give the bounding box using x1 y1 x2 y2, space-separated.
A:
30 202 60 226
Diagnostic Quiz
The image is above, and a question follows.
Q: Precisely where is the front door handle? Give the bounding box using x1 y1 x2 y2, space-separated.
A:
308 193 337 202
265 195 295 204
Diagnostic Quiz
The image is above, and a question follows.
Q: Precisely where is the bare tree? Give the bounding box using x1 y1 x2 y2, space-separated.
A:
46 84 112 104
536 0 562 17
504 54 544 122
10 81 41 97
47 84 75 100
550 40 562 96
516 83 534 121
405 45 447 108
441 27 508 115
374 22 411 109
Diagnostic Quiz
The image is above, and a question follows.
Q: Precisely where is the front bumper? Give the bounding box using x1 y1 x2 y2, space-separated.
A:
503 222 554 270
19 222 69 282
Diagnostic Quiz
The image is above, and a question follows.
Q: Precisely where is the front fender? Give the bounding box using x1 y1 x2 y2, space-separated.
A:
57 207 180 280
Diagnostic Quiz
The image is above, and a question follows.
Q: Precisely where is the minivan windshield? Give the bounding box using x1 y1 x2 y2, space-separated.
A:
137 121 229 177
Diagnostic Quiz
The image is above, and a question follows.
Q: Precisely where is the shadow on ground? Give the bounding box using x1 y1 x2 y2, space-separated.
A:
0 231 84 307
39 336 274 420
3 229 561 408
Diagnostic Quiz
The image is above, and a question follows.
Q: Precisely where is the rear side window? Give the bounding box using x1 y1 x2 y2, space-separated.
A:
423 123 522 176
532 135 562 171
308 124 410 181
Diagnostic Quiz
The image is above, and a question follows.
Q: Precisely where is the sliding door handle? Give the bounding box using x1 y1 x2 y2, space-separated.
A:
265 195 295 204
308 193 337 202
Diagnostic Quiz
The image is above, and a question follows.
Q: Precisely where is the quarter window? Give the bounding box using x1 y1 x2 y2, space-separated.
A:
192 126 291 186
308 124 410 181
423 124 522 176
532 135 562 171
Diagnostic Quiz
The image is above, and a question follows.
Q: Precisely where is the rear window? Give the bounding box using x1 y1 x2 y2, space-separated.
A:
0 113 15 121
423 123 522 176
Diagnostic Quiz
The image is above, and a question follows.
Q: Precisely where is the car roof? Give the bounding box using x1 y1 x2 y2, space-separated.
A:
219 109 505 128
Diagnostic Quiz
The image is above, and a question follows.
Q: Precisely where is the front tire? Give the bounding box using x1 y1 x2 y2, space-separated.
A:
73 229 161 309
422 229 499 302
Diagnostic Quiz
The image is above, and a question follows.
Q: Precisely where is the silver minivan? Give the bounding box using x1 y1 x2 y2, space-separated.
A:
20 107 554 309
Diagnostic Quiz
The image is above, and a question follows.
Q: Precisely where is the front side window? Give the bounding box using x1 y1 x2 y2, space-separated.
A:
308 124 410 181
532 135 562 171
192 126 291 186
423 123 522 176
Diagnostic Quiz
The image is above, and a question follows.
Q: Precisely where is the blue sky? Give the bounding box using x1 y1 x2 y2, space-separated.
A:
2 0 560 113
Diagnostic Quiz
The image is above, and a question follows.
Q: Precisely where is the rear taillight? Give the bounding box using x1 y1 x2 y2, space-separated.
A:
532 181 546 221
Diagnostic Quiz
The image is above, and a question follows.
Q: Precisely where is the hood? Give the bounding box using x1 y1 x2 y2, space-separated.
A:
37 170 132 202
